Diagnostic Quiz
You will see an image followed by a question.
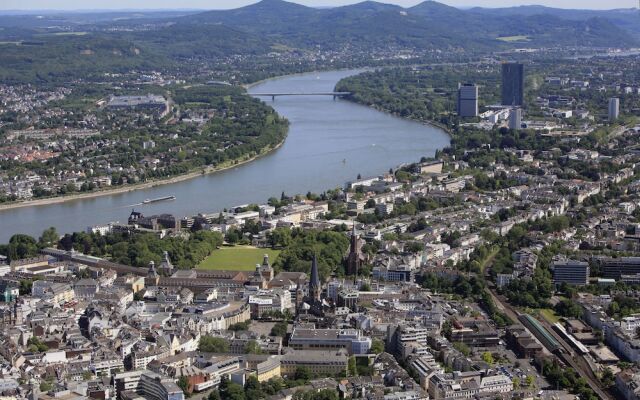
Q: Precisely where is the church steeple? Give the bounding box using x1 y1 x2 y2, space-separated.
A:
350 221 358 249
146 260 159 286
156 251 174 277
259 254 274 281
147 261 158 278
346 221 362 278
309 255 321 302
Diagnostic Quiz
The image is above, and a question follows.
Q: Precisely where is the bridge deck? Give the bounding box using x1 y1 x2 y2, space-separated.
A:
251 92 351 96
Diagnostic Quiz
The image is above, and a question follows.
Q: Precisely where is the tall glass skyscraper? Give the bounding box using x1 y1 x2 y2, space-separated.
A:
457 83 478 117
501 63 524 106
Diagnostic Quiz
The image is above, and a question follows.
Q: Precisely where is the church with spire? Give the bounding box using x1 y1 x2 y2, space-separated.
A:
344 223 366 279
296 255 326 317
309 255 321 303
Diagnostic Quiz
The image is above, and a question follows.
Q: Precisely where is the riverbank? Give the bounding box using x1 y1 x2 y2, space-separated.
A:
365 102 451 133
0 138 286 212
333 71 454 138
0 69 450 242
339 96 452 139
0 69 449 213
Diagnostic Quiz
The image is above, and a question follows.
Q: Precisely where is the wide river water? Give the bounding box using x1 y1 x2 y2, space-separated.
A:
0 70 450 242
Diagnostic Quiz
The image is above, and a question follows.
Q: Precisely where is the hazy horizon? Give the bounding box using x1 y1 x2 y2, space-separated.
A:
1 0 638 12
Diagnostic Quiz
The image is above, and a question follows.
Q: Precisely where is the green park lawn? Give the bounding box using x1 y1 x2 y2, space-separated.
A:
198 245 280 271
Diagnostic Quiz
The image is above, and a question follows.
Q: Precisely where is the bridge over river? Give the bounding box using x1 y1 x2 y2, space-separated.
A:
252 91 351 100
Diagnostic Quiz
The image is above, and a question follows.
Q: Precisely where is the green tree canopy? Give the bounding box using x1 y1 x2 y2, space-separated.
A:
198 336 230 353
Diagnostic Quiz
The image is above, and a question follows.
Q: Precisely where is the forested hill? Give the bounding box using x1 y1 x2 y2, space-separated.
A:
467 5 640 37
0 0 638 84
180 0 638 50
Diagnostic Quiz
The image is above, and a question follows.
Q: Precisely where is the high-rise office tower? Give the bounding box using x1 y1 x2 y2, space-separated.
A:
608 98 620 121
457 83 478 117
509 108 522 130
501 63 524 106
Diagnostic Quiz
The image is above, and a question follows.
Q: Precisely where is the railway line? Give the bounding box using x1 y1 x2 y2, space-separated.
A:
484 281 612 400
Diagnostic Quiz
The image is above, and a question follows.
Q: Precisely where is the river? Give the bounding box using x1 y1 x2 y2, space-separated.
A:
0 69 450 243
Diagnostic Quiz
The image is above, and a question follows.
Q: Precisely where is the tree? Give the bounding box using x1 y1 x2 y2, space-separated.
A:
244 340 264 355
600 368 615 387
28 337 48 352
525 375 535 389
441 319 452 340
39 227 59 248
177 376 191 397
6 234 38 261
268 228 292 248
293 389 338 400
512 377 520 390
222 382 245 400
272 229 350 280
58 234 74 251
405 241 425 253
228 321 250 331
245 375 260 391
198 336 230 353
481 352 494 365
452 342 470 357
19 279 33 296
294 366 311 381
225 229 241 245
40 381 53 392
270 321 288 337
191 220 203 232
370 339 385 354
208 390 221 400
348 356 357 376
555 299 583 318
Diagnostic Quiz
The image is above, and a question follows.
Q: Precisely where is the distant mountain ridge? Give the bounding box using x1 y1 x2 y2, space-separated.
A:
174 0 638 50
468 4 640 36
0 0 638 83
0 0 637 49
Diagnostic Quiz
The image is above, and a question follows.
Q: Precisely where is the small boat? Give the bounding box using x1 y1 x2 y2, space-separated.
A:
143 195 176 204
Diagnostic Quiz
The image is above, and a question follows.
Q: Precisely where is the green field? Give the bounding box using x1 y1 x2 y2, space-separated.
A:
496 35 531 42
198 246 280 271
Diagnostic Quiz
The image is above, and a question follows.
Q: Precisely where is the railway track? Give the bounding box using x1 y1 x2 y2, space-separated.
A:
484 281 611 400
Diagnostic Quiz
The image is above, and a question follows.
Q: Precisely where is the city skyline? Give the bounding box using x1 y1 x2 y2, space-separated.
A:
1 0 638 11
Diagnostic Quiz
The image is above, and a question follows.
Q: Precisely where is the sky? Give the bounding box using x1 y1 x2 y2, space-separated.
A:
1 0 637 11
